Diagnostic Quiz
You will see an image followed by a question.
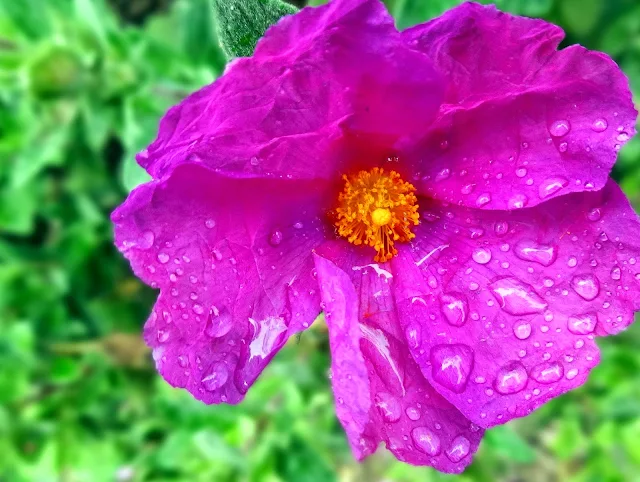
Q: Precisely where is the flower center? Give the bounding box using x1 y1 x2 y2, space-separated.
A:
335 167 419 262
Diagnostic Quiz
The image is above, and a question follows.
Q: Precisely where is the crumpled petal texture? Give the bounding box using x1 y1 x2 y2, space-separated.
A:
139 0 442 182
393 181 640 427
113 164 330 403
314 252 483 474
403 2 637 210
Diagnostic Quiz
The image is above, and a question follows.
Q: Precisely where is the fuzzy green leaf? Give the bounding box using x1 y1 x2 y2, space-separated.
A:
212 0 297 59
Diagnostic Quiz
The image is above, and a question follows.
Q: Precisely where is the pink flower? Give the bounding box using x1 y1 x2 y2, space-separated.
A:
112 0 639 473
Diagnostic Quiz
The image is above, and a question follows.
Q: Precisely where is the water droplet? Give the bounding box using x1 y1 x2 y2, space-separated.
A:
412 427 441 455
430 344 474 393
611 266 621 281
406 407 421 421
440 293 468 327
539 177 568 199
205 219 216 229
476 193 491 207
617 132 630 142
531 361 564 384
202 363 229 391
446 435 470 462
494 361 528 394
566 368 579 380
269 230 283 246
550 119 571 137
374 392 401 423
435 168 451 182
567 312 597 334
192 304 204 315
587 208 601 221
494 221 509 236
571 274 600 300
514 241 557 267
591 118 608 132
205 306 233 338
489 278 548 315
157 253 170 264
558 142 568 153
508 194 528 209
513 321 532 340
472 248 492 265
567 257 578 268
516 167 527 178
157 329 170 343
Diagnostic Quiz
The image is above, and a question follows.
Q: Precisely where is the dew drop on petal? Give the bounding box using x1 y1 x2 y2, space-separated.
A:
531 361 564 384
507 194 528 209
157 253 170 264
412 427 441 455
514 241 557 267
446 435 470 462
567 312 597 334
571 274 600 300
494 361 528 394
374 392 401 423
566 368 579 380
472 248 492 265
587 208 602 221
538 177 568 199
591 118 608 132
202 363 229 391
611 266 621 281
205 306 233 338
489 278 548 315
269 230 283 246
430 344 474 393
205 219 216 229
476 193 491 207
513 321 532 340
550 119 571 137
406 407 421 421
440 293 468 327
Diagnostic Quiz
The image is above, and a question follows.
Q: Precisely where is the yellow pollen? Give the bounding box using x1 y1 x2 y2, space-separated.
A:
335 167 420 262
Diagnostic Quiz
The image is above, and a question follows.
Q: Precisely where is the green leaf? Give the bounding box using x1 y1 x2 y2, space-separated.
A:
485 425 537 463
212 0 297 59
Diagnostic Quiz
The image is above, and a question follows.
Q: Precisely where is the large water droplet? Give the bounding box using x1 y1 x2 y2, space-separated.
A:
550 119 571 137
513 321 532 340
571 274 600 300
157 253 170 264
374 392 401 423
430 344 474 393
446 435 470 463
531 361 564 384
205 306 233 338
406 407 421 421
489 278 548 315
440 293 468 327
567 312 597 334
494 361 528 394
472 248 492 265
591 118 608 132
539 177 568 199
138 231 155 250
514 241 557 267
202 363 229 391
411 427 441 456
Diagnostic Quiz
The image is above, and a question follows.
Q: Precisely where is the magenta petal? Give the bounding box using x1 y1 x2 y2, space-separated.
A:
112 164 331 403
314 251 482 473
393 180 640 427
403 2 637 209
141 0 443 181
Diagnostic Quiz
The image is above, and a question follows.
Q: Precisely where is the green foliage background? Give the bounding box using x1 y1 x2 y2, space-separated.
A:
1 0 639 480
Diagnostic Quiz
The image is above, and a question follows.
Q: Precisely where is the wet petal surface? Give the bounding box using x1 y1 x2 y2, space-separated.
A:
113 164 330 403
403 3 636 209
314 248 483 473
393 180 640 427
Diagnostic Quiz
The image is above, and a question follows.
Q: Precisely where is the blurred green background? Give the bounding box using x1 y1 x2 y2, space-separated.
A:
1 0 640 481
